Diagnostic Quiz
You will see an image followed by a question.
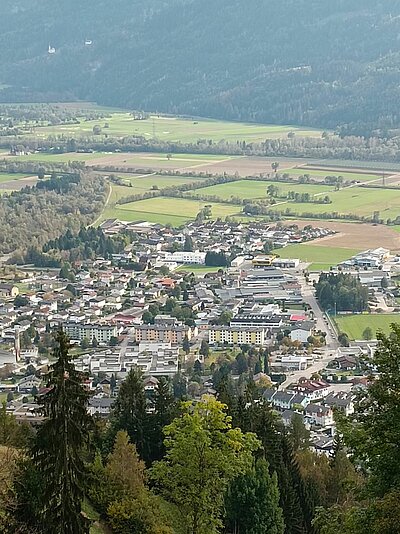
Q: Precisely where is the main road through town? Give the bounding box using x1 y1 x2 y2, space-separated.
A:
280 267 340 388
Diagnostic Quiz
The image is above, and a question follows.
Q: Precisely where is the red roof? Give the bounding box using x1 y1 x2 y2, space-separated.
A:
290 314 307 322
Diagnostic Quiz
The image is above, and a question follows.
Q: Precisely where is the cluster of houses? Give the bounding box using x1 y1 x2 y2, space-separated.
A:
0 220 379 445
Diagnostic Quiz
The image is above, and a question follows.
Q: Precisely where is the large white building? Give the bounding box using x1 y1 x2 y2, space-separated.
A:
63 323 117 343
165 251 206 265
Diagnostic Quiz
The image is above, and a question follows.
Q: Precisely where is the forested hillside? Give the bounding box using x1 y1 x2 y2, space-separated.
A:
2 1 400 133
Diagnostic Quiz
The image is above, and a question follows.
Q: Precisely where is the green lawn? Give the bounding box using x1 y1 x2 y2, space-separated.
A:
270 186 400 220
188 179 335 200
275 244 361 269
333 314 400 340
32 112 324 143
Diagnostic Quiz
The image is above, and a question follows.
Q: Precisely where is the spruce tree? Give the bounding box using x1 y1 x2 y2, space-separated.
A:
31 330 92 534
110 367 148 460
226 457 284 534
150 377 178 462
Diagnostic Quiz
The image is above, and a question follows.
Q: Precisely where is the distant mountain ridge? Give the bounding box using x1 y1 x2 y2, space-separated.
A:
2 0 400 134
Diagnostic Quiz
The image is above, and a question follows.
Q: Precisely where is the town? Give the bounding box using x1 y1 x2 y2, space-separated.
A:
0 217 393 457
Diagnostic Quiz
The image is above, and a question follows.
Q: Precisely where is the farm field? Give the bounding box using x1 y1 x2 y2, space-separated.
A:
33 112 324 142
11 150 236 169
310 159 400 173
289 220 400 251
333 313 400 340
0 172 33 184
119 174 208 189
105 197 241 226
275 243 362 270
188 179 336 200
270 186 400 220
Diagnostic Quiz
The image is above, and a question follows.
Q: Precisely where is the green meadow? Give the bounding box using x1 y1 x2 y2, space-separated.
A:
270 186 400 220
34 112 324 143
333 314 400 340
188 179 336 200
101 196 241 226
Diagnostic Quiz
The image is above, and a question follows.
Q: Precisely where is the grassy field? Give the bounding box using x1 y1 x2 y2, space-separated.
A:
176 264 224 273
121 174 208 189
188 179 335 200
270 186 400 220
334 313 400 340
275 243 361 270
32 112 324 143
103 197 241 226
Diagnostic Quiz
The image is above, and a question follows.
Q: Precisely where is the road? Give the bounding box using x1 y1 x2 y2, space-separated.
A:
280 269 339 388
90 182 113 227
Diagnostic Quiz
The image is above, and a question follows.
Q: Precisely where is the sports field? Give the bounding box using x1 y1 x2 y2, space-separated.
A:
176 265 224 274
34 112 324 143
189 180 336 200
333 314 400 340
275 243 361 270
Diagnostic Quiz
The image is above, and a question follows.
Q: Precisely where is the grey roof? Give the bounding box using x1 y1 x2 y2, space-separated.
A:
273 391 295 403
89 398 115 408
313 436 335 450
263 388 277 401
290 393 308 405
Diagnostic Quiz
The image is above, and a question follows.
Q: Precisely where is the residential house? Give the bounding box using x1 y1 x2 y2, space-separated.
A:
305 404 334 427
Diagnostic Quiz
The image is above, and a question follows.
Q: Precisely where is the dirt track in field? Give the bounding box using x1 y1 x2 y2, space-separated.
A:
289 220 400 251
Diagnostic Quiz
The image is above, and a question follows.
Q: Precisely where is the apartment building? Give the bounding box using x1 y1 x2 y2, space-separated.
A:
208 326 267 346
63 322 117 343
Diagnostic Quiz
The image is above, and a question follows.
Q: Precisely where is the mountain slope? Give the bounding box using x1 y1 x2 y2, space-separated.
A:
2 0 400 132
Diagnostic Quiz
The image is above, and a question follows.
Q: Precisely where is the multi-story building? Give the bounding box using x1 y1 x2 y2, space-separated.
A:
135 316 197 343
165 251 206 265
63 322 117 344
208 326 267 346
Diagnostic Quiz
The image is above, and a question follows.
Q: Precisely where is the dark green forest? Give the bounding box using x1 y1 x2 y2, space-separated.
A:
2 1 400 134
